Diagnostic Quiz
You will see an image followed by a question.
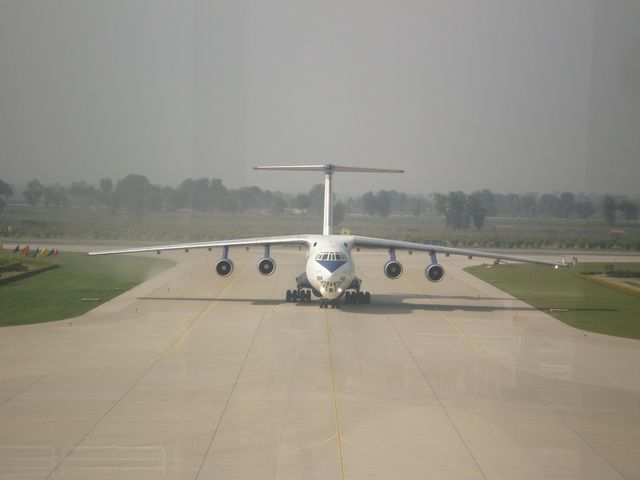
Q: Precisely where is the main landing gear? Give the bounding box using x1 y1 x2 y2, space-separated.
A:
344 290 371 305
285 289 371 307
285 289 312 303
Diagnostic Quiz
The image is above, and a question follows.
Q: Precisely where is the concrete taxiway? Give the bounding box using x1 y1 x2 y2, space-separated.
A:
0 248 639 479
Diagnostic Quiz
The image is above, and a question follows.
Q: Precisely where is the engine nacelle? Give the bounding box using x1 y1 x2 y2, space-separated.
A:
215 258 234 277
384 260 403 279
425 263 445 282
257 257 276 276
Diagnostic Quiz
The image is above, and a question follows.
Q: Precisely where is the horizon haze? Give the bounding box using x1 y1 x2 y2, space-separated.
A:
1 1 639 196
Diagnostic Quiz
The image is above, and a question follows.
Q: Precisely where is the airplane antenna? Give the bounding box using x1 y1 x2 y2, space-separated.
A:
253 164 404 235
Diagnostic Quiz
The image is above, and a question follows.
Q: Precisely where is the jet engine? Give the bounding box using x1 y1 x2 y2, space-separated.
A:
384 260 403 279
215 259 234 277
425 263 445 282
257 257 276 276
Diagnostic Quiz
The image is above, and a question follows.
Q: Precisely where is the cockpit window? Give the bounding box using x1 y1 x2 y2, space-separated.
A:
316 252 347 261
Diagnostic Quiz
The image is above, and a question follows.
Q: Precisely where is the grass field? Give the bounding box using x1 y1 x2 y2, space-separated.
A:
0 252 174 327
465 262 640 339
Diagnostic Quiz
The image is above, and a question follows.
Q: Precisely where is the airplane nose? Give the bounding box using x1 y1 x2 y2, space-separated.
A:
321 272 347 299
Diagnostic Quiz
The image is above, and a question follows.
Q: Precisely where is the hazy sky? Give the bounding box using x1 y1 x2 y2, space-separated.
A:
1 1 639 195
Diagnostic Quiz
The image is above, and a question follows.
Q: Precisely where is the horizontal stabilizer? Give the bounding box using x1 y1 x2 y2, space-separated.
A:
254 164 404 174
254 163 403 235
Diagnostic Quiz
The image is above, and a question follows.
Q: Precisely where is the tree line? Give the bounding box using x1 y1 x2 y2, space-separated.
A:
0 176 638 228
432 189 638 229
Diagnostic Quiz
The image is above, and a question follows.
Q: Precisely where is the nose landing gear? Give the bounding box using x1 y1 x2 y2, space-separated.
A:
319 299 339 309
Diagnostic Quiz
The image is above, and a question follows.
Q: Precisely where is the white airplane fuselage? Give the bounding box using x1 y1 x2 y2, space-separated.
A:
304 235 356 300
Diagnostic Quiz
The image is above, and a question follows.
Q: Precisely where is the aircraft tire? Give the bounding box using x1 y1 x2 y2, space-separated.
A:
364 291 371 304
286 290 292 302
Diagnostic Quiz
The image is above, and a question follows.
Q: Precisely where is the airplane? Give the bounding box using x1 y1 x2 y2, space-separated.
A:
88 164 567 308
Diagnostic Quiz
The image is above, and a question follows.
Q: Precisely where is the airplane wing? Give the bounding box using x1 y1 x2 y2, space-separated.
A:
87 235 311 256
351 235 568 268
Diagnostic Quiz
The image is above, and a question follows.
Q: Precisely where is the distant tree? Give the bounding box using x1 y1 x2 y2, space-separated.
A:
333 200 347 225
574 200 595 219
112 174 152 218
362 191 377 216
493 193 511 215
144 185 164 212
602 195 617 225
375 190 392 217
432 191 483 228
99 178 113 196
270 196 286 215
68 181 88 198
159 186 179 212
344 196 360 213
0 180 12 210
360 190 391 217
539 193 561 217
24 179 44 206
68 181 101 206
234 185 268 212
505 193 520 216
178 178 211 211
191 178 212 211
220 195 239 213
99 178 115 211
559 192 575 218
388 190 407 214
519 194 538 216
209 178 228 210
618 199 639 221
308 184 324 211
0 179 12 197
409 196 427 216
474 189 496 216
467 192 487 229
443 191 470 230
42 184 69 207
432 193 447 215
290 193 310 211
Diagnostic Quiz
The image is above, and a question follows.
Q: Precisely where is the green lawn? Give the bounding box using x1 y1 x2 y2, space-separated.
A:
465 262 640 339
0 252 174 326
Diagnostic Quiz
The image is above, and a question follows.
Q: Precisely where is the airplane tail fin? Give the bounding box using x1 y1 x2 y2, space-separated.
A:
254 164 404 235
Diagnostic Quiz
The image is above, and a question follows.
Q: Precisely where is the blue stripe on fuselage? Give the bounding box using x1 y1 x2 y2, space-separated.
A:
317 259 347 273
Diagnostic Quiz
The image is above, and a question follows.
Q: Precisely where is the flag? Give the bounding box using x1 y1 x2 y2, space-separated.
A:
53 248 59 257
31 247 40 258
47 249 55 257
20 246 29 256
39 248 49 257
12 245 19 254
